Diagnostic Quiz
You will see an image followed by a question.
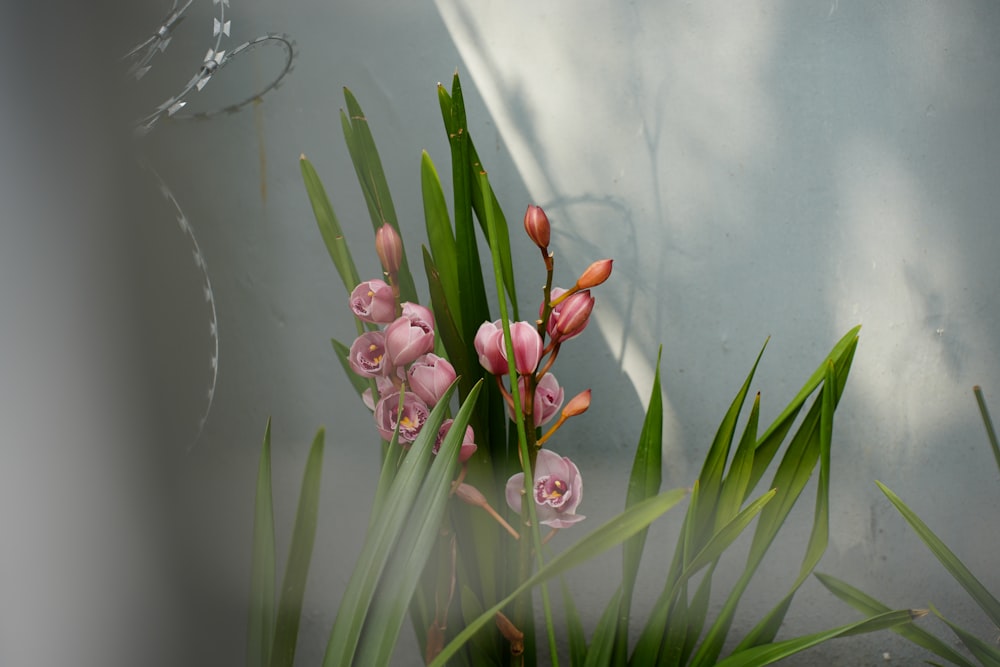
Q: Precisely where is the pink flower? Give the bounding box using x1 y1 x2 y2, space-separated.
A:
362 373 401 411
474 321 507 375
505 449 584 528
407 353 456 407
545 288 594 342
508 373 564 427
373 391 430 443
385 303 435 367
474 320 543 376
350 279 396 324
435 419 477 463
348 331 391 377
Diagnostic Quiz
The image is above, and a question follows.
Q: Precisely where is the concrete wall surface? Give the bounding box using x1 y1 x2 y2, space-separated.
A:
3 2 998 666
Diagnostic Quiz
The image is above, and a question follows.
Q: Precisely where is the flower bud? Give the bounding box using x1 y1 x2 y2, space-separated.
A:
454 482 488 507
385 312 435 367
575 259 613 289
562 389 591 417
474 321 507 375
407 353 456 407
375 224 404 276
508 321 544 375
523 205 550 249
475 320 543 376
549 289 594 342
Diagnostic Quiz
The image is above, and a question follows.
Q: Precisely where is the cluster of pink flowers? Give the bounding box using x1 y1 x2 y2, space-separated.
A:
345 225 476 463
475 205 613 529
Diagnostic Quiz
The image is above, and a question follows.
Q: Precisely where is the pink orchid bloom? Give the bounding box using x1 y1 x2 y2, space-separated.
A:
348 331 391 377
373 391 430 443
508 373 564 427
349 279 396 324
505 449 585 528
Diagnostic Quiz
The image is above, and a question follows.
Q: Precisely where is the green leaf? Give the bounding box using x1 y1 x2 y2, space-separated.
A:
715 392 761 531
560 577 588 667
973 386 1000 475
353 382 483 665
680 561 716 665
877 481 1000 628
691 340 767 547
736 360 838 651
421 151 461 327
300 156 361 295
712 609 922 667
460 586 501 666
323 382 461 666
270 429 325 667
340 89 419 304
815 572 977 667
689 331 859 667
429 488 689 667
747 326 860 493
247 419 276 667
438 76 518 318
614 347 664 664
441 76 492 357
467 160 518 319
931 605 1000 667
585 588 622 667
422 248 470 397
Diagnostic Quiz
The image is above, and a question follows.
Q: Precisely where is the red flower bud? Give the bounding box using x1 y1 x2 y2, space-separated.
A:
575 259 613 289
375 224 404 276
523 205 550 249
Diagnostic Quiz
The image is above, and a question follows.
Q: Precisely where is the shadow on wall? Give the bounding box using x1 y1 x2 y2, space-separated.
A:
436 0 1000 661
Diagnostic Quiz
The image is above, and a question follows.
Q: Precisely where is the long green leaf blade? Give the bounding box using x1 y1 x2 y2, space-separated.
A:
614 347 664 664
712 610 922 667
878 481 1000 627
340 89 419 304
300 156 361 294
585 588 622 667
421 151 461 326
270 429 325 667
974 386 1000 474
323 383 459 666
354 382 483 665
247 419 276 667
815 572 977 667
931 605 1000 667
560 577 588 667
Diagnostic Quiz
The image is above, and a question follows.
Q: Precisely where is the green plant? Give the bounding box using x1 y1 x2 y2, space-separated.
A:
244 73 920 666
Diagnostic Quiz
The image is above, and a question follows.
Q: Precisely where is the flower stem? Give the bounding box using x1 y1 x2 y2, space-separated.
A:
478 172 559 666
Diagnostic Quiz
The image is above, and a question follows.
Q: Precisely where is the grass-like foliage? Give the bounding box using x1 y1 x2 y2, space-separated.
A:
244 73 921 666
